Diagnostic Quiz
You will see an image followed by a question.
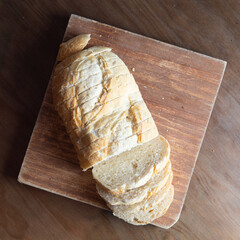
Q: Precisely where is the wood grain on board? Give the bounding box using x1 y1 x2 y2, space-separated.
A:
18 14 226 228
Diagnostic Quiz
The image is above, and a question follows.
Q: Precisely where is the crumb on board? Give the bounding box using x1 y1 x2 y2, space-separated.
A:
162 97 164 100
166 129 168 132
131 67 135 72
99 34 102 37
144 86 147 88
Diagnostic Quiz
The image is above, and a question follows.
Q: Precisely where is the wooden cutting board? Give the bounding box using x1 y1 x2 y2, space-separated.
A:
18 14 226 229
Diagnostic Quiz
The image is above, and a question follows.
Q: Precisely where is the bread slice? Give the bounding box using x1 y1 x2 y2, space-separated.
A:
92 135 170 194
108 170 172 211
57 34 91 61
109 185 174 225
96 160 172 205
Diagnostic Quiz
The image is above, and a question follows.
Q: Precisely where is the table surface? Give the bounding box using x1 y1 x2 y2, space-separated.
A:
0 1 239 239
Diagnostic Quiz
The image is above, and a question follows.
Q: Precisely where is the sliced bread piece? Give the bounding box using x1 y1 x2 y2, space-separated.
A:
96 160 171 205
57 34 91 61
92 135 170 194
108 170 173 212
109 185 174 225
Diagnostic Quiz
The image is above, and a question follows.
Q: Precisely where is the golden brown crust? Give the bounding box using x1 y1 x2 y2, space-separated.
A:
57 34 91 61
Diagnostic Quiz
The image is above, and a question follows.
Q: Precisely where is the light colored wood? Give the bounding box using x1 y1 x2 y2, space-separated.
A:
1 1 240 239
18 14 226 229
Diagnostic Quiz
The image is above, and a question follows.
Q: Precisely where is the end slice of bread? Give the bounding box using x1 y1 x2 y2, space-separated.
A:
92 135 170 194
96 160 172 205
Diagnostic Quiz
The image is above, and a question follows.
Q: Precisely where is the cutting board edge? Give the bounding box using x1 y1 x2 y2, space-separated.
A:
18 171 179 229
18 171 175 229
18 172 106 209
69 14 227 66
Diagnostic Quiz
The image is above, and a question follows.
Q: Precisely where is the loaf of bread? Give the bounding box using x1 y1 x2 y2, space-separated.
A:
53 34 174 225
52 34 158 170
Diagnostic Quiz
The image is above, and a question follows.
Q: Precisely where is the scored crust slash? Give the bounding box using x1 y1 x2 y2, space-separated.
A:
52 34 174 225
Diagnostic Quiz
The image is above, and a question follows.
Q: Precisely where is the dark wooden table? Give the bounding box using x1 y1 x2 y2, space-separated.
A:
0 1 239 239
